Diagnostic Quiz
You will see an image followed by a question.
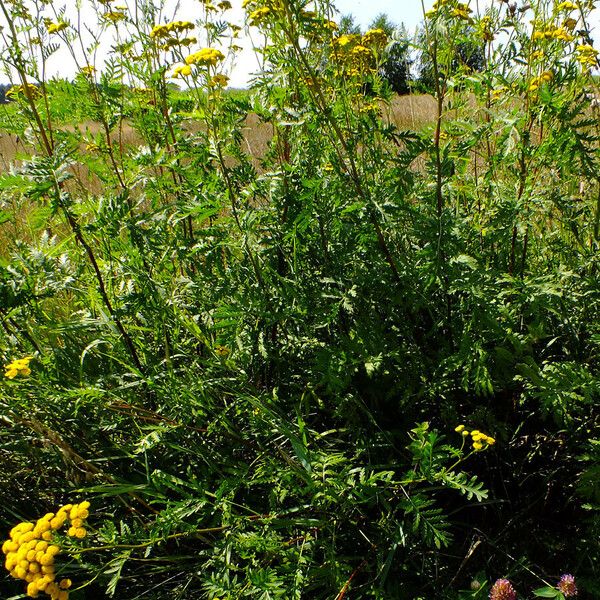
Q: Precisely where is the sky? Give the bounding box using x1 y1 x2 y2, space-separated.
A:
0 0 598 88
335 0 432 30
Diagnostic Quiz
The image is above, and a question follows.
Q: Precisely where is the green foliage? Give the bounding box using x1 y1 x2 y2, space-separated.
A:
0 0 599 598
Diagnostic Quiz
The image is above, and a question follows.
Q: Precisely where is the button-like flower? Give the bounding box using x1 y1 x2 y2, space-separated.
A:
4 356 33 379
185 48 225 66
47 21 68 34
173 64 192 78
362 28 387 48
209 74 229 88
489 578 517 600
248 7 271 26
557 574 577 597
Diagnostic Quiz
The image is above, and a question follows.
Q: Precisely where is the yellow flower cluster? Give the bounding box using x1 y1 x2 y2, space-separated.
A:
532 26 575 42
491 86 508 101
426 0 472 20
6 84 43 100
529 70 554 91
455 425 496 451
4 356 32 379
359 102 380 114
150 21 194 38
2 502 89 599
451 3 472 20
103 11 127 22
362 28 387 49
162 36 197 50
80 65 96 76
45 21 68 34
331 33 378 77
332 33 360 51
478 15 495 42
429 0 453 10
248 6 271 26
209 74 229 88
556 1 577 10
149 22 196 52
172 64 192 78
576 44 598 68
185 48 225 66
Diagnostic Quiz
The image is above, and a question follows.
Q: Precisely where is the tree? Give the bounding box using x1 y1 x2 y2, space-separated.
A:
369 15 413 95
338 13 361 35
415 24 485 93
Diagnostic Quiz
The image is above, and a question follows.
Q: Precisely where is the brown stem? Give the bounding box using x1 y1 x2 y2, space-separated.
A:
335 557 369 600
62 208 142 371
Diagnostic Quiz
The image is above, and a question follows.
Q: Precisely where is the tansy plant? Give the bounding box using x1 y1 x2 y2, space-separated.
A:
0 0 597 597
2 502 90 599
4 356 33 379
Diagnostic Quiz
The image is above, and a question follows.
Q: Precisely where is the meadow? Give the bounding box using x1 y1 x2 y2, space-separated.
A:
0 0 599 599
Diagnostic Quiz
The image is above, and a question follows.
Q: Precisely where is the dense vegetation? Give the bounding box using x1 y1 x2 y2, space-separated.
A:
0 0 598 598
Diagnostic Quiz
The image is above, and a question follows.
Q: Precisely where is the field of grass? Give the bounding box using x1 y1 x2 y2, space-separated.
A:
0 89 439 260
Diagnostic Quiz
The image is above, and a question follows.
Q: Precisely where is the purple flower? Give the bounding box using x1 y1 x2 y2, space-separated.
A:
489 578 517 600
557 574 577 597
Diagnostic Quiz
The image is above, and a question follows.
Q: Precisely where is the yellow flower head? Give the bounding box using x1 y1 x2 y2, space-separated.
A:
4 356 33 379
1 504 89 598
47 21 68 34
103 10 127 22
451 3 472 21
556 1 577 10
333 33 360 51
185 48 225 66
576 44 598 68
362 28 387 49
552 27 575 42
248 7 271 26
173 64 192 78
209 74 229 88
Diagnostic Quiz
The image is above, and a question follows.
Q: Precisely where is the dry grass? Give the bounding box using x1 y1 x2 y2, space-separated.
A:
384 94 438 129
0 94 437 168
0 94 437 257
